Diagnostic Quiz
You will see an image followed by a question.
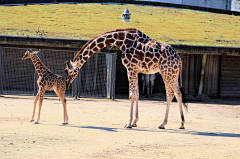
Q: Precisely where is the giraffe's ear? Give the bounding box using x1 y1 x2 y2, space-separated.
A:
66 61 70 68
70 60 73 65
33 51 39 54
64 68 69 76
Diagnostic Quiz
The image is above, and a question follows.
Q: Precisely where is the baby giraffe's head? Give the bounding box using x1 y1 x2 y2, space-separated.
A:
64 60 81 85
22 49 39 60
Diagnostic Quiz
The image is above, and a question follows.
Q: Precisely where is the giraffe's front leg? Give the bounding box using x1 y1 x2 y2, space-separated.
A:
124 94 134 128
30 91 40 122
132 99 139 127
55 89 68 125
62 98 68 125
61 97 68 125
125 71 139 128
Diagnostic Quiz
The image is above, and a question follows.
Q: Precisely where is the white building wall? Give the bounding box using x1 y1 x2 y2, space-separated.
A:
139 0 183 4
140 0 239 12
231 0 240 11
182 0 229 10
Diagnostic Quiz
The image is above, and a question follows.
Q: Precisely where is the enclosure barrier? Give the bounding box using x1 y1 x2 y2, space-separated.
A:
0 47 117 99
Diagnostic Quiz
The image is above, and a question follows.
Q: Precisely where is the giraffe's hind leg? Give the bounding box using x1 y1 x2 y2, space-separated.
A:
174 83 185 129
34 88 45 124
158 90 174 129
158 74 175 129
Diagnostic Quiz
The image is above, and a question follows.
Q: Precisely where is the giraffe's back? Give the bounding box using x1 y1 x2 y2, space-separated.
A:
38 73 66 91
121 34 180 75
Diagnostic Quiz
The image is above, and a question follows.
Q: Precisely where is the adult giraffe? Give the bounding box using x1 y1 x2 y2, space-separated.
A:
64 28 187 129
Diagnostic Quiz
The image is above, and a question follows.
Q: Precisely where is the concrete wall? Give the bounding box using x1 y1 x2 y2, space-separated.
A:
140 0 183 4
182 0 229 10
231 0 240 11
141 0 239 11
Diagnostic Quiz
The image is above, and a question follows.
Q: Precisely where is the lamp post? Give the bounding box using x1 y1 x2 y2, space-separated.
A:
121 9 131 22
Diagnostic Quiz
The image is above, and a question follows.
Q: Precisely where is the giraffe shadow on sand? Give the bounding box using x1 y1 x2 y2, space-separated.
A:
66 125 240 137
69 125 118 132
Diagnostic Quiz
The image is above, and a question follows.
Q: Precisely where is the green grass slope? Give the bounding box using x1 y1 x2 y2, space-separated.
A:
0 3 239 46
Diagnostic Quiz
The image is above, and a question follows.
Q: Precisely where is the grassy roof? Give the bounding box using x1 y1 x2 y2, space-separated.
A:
0 3 239 47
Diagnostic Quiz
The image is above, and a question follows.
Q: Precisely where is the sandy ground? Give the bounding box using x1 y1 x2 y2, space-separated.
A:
0 95 240 159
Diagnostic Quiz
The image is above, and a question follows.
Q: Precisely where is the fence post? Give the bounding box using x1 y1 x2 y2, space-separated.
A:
0 47 3 94
111 53 117 100
198 53 208 96
106 53 112 98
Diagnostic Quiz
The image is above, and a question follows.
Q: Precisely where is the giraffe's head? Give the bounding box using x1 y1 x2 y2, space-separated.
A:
22 49 39 60
64 60 81 84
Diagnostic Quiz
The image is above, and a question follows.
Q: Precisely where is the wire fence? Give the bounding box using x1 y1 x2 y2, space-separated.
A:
0 47 117 99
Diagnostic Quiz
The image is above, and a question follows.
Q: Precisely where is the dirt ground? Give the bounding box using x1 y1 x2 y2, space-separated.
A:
0 95 240 159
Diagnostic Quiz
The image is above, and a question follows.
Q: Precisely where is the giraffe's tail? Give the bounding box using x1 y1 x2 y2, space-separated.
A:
179 59 188 113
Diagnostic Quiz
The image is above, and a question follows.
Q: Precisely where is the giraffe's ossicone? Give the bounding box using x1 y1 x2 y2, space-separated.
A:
65 28 188 129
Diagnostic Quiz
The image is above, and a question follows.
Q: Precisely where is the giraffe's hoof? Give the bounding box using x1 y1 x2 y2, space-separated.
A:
158 125 165 129
132 124 137 127
34 121 39 124
30 119 34 122
179 126 185 129
124 125 132 128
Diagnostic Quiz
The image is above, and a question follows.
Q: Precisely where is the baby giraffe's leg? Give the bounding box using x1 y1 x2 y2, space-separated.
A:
62 98 68 125
30 92 40 122
55 90 68 125
34 88 45 124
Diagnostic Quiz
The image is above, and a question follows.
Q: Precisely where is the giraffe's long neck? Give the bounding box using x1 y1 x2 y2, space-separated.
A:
30 54 52 76
69 28 151 82
73 28 150 65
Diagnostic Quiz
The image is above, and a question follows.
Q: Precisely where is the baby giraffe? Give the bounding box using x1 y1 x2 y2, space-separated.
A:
22 49 69 124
